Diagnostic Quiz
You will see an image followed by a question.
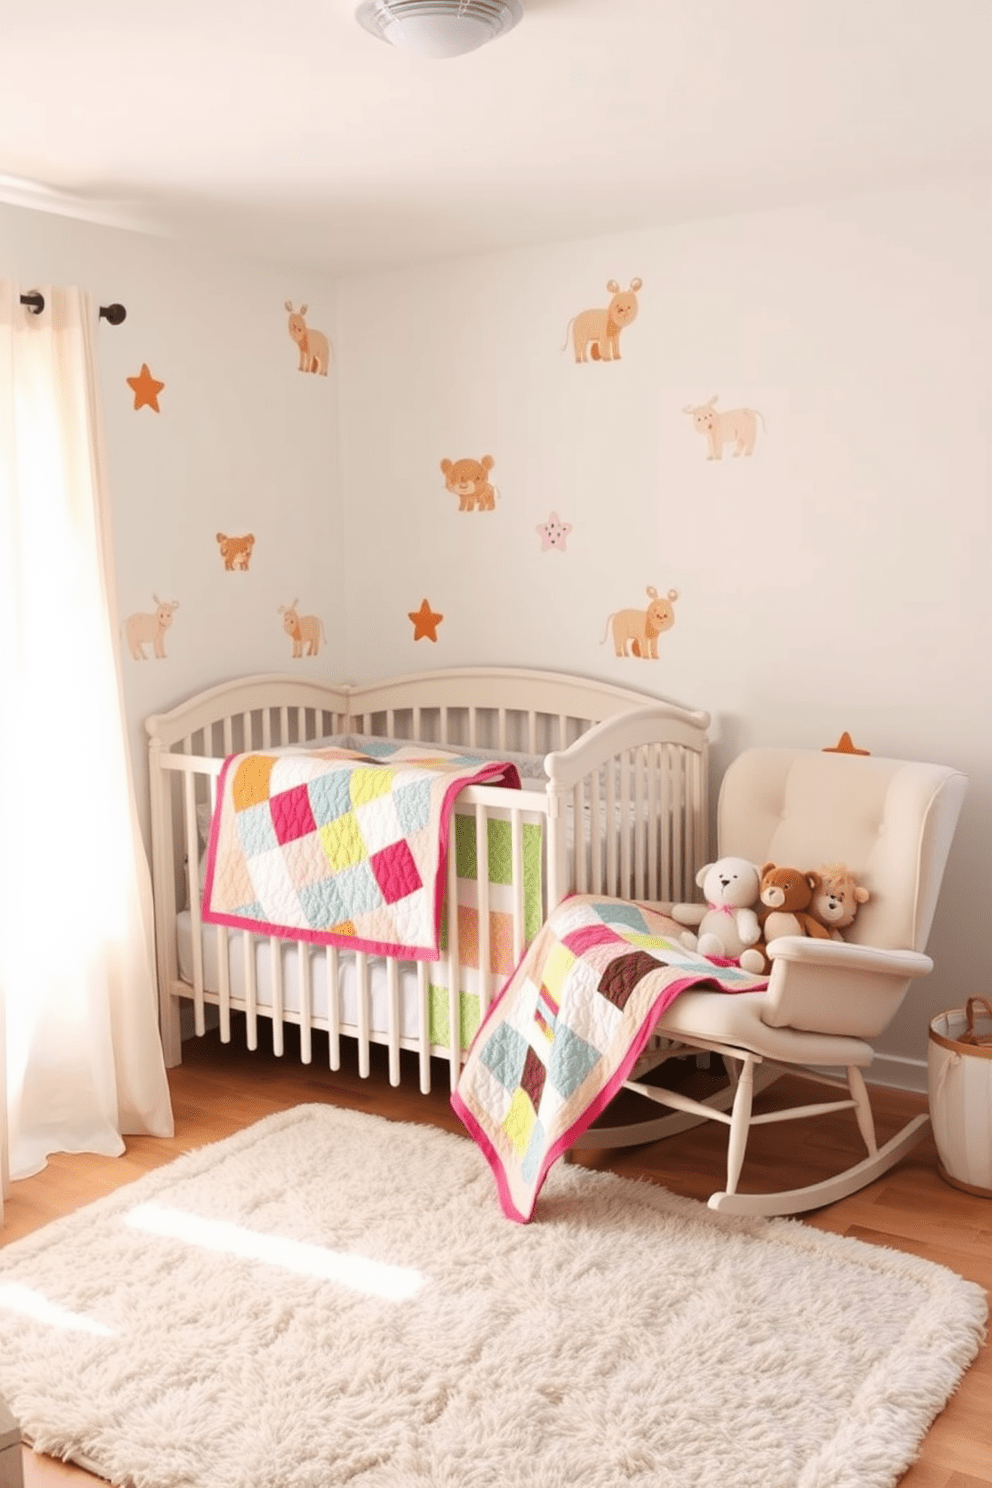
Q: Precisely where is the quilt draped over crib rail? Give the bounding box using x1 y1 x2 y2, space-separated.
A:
202 743 521 959
452 894 769 1222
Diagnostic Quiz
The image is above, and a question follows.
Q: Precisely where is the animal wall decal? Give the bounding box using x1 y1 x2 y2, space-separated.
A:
284 302 331 375
123 595 180 660
216 532 256 571
601 586 678 659
563 278 642 363
409 599 444 643
682 397 764 459
126 363 165 412
536 511 572 551
277 599 325 657
440 456 496 512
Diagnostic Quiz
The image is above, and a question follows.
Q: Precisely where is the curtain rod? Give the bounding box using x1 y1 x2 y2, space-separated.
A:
20 291 127 325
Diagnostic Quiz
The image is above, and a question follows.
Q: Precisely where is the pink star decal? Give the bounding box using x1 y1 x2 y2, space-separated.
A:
536 511 572 552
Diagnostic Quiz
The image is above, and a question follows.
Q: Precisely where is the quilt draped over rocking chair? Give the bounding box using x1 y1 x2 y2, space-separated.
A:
571 744 967 1217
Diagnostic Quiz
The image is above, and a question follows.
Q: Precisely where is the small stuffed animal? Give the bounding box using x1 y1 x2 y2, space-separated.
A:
808 863 870 942
671 856 762 960
739 863 832 974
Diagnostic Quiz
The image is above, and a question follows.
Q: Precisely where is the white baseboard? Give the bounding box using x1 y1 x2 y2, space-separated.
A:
866 1053 928 1096
809 1053 928 1097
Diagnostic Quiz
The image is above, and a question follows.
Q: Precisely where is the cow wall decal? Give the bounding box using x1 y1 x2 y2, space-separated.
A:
601 587 679 659
683 397 765 459
563 278 643 363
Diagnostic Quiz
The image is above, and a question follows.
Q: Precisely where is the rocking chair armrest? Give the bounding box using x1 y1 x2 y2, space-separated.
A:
761 937 933 1039
765 936 933 980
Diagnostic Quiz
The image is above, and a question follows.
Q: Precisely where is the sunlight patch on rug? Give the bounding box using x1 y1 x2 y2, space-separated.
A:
0 1103 986 1488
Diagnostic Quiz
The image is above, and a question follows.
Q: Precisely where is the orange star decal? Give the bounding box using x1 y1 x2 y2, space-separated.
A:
408 598 443 643
823 731 870 756
127 363 165 412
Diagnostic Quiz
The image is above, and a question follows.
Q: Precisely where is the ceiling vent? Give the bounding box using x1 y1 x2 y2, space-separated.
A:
355 0 524 59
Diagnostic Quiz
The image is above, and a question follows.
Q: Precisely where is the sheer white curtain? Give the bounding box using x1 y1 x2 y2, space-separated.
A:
0 281 174 1187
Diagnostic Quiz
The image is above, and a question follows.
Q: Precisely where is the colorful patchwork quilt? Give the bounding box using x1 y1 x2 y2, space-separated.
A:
451 894 769 1222
202 743 521 960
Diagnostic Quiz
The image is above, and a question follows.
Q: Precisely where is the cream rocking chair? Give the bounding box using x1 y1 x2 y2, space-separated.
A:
576 745 968 1218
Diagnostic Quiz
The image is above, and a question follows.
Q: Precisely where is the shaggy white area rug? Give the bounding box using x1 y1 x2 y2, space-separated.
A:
0 1105 986 1488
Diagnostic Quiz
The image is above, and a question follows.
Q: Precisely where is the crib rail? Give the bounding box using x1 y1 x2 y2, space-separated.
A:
545 705 709 910
146 671 711 1093
150 744 542 1090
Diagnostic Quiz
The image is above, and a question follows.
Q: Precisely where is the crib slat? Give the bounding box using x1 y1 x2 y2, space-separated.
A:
326 946 341 1070
387 958 401 1086
183 768 206 1038
299 941 313 1065
605 764 617 896
647 745 660 901
243 931 258 1051
572 782 585 894
590 769 603 894
261 710 272 749
633 747 646 901
417 961 431 1093
270 937 284 1056
216 927 231 1043
356 952 371 1078
624 755 633 892
672 748 685 903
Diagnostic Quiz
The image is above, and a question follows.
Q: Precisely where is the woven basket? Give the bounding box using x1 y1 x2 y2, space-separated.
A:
928 996 992 1197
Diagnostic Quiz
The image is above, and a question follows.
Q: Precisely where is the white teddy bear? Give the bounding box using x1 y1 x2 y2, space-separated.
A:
670 856 762 960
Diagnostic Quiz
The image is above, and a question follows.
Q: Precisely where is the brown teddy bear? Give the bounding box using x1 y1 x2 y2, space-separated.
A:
739 863 831 975
808 863 870 942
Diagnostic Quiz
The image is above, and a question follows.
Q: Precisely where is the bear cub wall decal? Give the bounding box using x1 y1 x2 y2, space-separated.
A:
601 586 678 659
216 532 256 571
440 456 496 512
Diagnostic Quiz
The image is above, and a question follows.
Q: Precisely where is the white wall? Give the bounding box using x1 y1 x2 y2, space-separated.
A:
336 176 992 1088
3 178 989 1089
0 203 344 843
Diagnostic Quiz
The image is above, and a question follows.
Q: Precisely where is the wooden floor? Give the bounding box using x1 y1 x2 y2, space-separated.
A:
2 1026 990 1488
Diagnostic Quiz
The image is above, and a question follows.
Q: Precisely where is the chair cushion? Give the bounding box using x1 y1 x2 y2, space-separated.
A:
717 748 967 953
654 989 874 1067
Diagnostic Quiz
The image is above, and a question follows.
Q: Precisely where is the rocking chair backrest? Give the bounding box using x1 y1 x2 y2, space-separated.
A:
717 748 967 954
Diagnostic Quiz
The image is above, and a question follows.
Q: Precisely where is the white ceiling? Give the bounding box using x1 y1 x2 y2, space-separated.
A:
2 0 991 277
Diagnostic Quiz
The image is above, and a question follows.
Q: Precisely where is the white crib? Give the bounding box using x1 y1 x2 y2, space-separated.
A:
146 666 710 1093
